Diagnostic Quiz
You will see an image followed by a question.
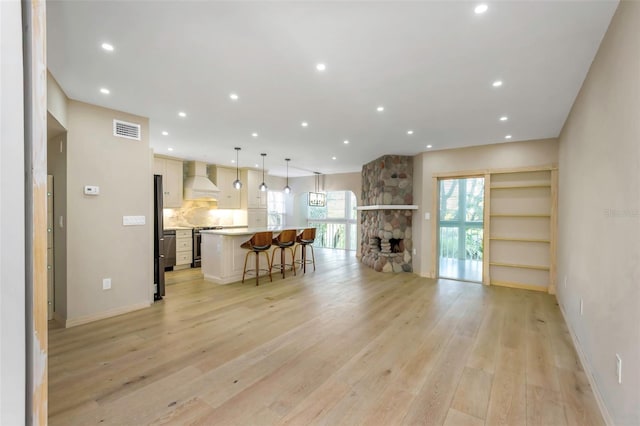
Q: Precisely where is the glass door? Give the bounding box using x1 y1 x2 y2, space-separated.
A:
438 177 484 282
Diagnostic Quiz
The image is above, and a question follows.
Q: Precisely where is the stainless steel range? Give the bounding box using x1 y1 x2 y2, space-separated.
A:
192 226 222 267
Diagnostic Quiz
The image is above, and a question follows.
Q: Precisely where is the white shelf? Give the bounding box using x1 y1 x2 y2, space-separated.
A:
356 205 419 211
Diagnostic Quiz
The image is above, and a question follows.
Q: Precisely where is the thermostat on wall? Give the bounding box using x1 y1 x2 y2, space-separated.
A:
84 185 100 195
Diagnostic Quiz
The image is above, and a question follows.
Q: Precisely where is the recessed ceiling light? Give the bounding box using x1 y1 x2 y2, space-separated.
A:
343 140 349 144
168 147 174 152
505 135 512 139
426 144 433 149
316 63 326 72
101 43 114 51
492 80 503 87
100 88 110 94
332 156 337 160
161 131 169 136
252 132 258 138
231 159 236 164
301 121 308 127
255 163 259 168
500 116 508 121
377 106 385 112
178 111 186 117
474 4 488 14
229 93 239 101
407 130 414 135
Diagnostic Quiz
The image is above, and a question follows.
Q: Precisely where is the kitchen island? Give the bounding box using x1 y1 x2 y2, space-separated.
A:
201 226 308 284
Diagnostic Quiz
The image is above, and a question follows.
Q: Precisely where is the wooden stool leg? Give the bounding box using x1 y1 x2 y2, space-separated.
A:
310 245 316 271
288 247 296 275
242 250 251 283
265 251 272 282
280 247 286 278
269 247 277 273
303 244 308 273
255 249 260 286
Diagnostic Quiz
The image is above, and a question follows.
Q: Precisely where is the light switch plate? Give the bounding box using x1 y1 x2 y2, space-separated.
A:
123 215 146 226
425 212 430 220
84 185 100 195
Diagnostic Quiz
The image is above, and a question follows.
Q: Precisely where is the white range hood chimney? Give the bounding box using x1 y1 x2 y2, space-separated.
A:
183 161 220 200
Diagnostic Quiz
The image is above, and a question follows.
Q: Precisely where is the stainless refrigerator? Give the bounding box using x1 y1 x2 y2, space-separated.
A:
154 174 166 300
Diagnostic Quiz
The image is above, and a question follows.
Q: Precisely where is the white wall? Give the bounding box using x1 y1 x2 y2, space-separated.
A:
0 0 26 423
557 2 640 424
65 100 153 325
413 138 559 277
47 72 67 129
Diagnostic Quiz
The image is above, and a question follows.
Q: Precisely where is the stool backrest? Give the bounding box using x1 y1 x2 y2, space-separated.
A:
275 229 297 244
251 231 273 249
297 227 316 243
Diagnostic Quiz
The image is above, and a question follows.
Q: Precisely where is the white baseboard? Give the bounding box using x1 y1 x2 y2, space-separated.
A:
557 301 614 426
63 301 151 328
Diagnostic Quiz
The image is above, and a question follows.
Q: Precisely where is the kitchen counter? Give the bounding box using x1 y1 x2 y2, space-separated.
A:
163 226 193 230
200 225 307 237
201 225 311 284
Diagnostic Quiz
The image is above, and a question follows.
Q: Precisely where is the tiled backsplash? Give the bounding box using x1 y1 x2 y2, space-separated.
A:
163 200 247 228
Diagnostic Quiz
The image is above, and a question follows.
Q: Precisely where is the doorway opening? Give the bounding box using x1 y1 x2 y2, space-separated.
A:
438 177 484 282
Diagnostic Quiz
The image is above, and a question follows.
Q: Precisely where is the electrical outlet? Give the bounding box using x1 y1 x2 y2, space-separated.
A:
580 298 583 315
616 354 622 384
102 278 112 290
412 248 416 255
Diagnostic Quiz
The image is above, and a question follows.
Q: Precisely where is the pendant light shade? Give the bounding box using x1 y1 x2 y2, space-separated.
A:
283 158 291 194
259 153 268 192
232 147 242 190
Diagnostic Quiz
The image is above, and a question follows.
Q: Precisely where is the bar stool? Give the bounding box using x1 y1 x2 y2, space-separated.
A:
241 231 273 286
270 229 297 278
293 228 316 273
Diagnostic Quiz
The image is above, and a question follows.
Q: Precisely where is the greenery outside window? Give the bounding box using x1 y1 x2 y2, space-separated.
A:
307 191 357 250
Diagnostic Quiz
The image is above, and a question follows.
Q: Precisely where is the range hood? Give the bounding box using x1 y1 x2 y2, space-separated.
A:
183 161 220 200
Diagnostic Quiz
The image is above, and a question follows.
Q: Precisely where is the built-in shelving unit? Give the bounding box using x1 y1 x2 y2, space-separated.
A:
486 168 558 293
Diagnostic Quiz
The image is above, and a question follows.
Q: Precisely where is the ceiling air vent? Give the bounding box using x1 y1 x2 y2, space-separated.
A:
113 119 141 141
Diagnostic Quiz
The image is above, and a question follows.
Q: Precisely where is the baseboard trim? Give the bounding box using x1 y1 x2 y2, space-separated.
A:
63 301 151 328
557 301 614 426
491 280 548 292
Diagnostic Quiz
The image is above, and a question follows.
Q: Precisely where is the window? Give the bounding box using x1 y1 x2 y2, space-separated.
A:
267 191 286 226
307 191 357 250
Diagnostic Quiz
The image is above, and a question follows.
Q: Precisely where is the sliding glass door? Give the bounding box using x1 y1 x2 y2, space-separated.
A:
438 177 484 282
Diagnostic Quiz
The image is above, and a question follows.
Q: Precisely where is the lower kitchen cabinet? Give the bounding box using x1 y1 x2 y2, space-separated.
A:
175 229 193 269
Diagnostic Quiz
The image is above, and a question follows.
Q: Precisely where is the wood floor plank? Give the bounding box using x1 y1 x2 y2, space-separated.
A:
526 384 567 426
401 334 475 426
451 367 493 420
443 408 485 426
46 249 604 426
557 368 605 426
525 328 560 391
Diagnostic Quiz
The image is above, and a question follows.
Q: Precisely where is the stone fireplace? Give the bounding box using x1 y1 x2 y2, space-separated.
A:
360 155 414 272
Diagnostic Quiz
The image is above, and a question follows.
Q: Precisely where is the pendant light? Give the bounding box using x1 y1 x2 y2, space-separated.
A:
259 153 268 192
283 158 291 194
232 147 242 190
309 171 326 207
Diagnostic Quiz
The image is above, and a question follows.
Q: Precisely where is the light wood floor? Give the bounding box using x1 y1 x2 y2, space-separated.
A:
48 249 603 426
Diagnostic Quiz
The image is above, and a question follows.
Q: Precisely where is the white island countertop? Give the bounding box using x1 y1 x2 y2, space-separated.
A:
200 225 309 237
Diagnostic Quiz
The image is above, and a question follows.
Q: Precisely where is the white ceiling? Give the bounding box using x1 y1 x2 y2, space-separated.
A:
47 0 617 177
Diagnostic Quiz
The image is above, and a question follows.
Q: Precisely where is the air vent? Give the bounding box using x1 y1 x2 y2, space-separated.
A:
113 119 141 140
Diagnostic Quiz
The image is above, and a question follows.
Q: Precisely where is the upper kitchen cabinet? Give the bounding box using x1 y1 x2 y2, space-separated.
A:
153 157 183 208
211 166 241 209
241 169 267 209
